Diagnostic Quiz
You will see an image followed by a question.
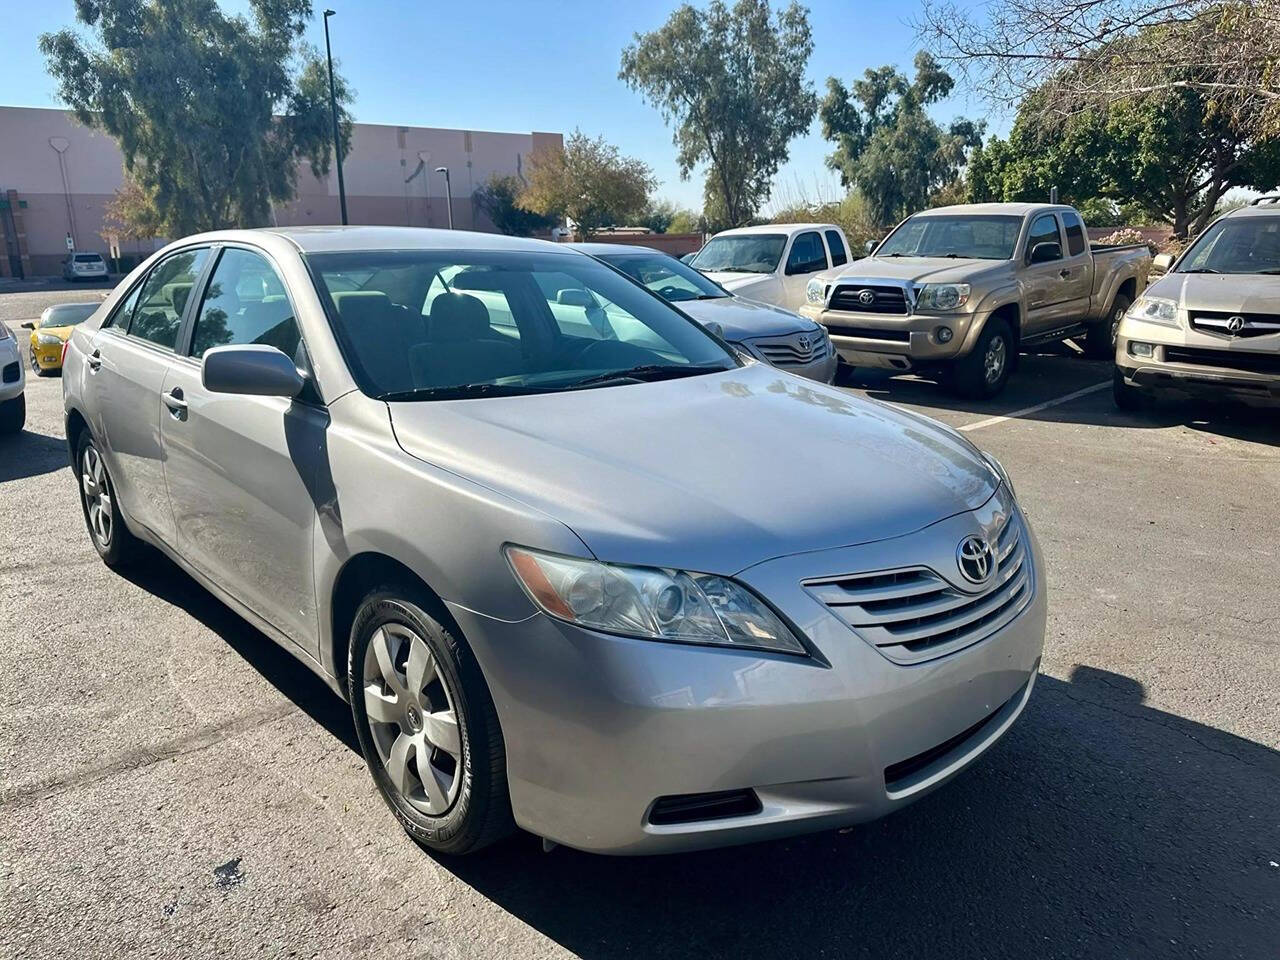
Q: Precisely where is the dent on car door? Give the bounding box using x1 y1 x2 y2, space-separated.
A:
159 245 322 650
88 246 210 543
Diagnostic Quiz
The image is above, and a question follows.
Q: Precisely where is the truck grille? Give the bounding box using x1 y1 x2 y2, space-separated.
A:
1188 311 1280 339
824 324 910 343
1164 346 1280 375
804 516 1032 665
752 332 830 367
828 284 910 315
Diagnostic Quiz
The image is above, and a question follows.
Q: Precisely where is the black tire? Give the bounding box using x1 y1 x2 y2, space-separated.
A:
1112 366 1144 411
834 356 857 385
0 393 24 435
348 586 514 856
74 430 142 566
953 316 1014 399
1084 293 1131 360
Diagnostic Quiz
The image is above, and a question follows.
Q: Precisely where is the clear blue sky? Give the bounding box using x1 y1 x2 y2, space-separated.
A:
0 0 1001 212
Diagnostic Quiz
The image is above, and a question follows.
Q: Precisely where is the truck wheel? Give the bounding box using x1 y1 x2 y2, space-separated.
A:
1084 294 1131 359
953 317 1013 399
1112 367 1144 411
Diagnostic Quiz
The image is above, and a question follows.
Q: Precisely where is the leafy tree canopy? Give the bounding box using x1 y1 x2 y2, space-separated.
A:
820 52 984 227
519 131 656 241
620 0 817 229
473 174 557 237
41 0 353 236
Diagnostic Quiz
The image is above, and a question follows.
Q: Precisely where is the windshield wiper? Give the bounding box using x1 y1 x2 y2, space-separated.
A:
1255 267 1280 274
568 363 732 389
1180 268 1220 274
377 382 548 402
695 293 728 299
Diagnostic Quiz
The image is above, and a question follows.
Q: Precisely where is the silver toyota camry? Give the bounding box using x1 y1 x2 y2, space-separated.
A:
63 227 1046 856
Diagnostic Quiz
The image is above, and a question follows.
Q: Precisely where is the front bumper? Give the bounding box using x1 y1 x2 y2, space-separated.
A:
1116 323 1280 401
0 337 26 401
799 304 979 370
449 492 1046 855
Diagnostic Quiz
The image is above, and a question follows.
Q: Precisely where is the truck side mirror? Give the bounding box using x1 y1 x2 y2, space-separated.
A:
1150 253 1173 275
864 240 877 255
1028 241 1062 264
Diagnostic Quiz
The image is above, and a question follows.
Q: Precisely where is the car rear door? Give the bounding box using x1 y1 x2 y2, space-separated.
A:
83 246 211 544
159 243 322 650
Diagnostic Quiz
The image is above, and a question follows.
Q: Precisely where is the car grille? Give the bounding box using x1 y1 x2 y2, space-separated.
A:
828 284 910 315
752 332 830 367
1188 311 1280 339
1164 346 1280 375
803 515 1032 665
2 362 19 384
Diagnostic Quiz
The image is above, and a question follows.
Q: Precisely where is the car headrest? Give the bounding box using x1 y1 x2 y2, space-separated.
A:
163 282 193 315
428 292 490 341
330 291 394 327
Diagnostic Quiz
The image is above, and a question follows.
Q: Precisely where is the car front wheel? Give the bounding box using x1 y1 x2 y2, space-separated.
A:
0 393 24 435
348 586 514 855
1112 367 1145 411
954 317 1014 399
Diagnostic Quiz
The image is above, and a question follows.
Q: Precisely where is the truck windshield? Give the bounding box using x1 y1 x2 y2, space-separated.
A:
1177 216 1280 274
877 215 1022 260
692 234 786 274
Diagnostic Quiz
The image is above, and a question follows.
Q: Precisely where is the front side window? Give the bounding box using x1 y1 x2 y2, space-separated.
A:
190 247 300 359
786 231 827 274
826 230 848 266
308 250 736 400
1178 216 1280 274
1062 212 1087 257
691 234 786 274
127 248 210 349
600 253 727 302
877 215 1023 260
1025 215 1063 262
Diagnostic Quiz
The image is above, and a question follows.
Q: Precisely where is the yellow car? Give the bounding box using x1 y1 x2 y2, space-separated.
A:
22 302 101 375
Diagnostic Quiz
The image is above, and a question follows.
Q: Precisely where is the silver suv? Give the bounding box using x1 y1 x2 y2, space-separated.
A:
63 227 1046 855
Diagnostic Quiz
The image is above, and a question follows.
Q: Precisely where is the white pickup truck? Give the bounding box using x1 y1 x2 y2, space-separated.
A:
690 223 853 312
799 203 1152 397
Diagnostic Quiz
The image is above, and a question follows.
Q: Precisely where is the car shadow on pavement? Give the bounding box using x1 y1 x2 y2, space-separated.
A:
117 550 360 753
0 429 69 482
441 665 1279 960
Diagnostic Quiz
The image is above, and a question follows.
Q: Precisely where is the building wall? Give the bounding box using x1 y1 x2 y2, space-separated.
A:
0 105 562 276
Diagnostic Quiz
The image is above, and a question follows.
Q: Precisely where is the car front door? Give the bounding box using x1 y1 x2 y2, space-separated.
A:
159 244 322 649
85 246 210 544
1021 213 1071 335
781 231 829 309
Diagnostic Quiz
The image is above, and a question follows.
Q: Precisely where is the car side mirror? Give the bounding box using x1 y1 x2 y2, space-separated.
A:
20 321 34 329
1151 253 1173 275
785 258 825 276
202 344 304 398
703 320 725 339
865 240 878 255
1028 241 1062 264
556 288 597 309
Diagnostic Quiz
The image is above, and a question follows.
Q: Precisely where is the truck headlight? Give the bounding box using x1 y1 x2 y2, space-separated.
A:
1128 295 1179 327
506 546 806 655
916 283 970 311
805 278 825 304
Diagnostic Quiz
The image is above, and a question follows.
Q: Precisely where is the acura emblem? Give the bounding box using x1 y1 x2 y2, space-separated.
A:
1226 315 1245 333
957 535 996 585
857 289 875 305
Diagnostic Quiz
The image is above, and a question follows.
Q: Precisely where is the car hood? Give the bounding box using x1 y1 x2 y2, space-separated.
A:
676 296 814 341
1147 272 1280 311
388 363 997 574
701 272 774 293
828 257 1008 286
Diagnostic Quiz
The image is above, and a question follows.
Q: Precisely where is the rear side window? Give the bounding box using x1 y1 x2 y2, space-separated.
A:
127 248 210 350
190 247 300 359
825 230 848 266
1062 212 1086 257
1025 215 1062 262
786 231 827 274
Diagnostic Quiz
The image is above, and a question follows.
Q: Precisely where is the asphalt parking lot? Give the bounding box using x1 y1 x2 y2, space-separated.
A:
1 287 1277 960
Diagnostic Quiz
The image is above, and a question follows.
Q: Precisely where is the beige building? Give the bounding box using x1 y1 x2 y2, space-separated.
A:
0 105 562 277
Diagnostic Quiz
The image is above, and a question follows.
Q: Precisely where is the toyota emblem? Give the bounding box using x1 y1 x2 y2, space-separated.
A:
797 334 811 351
1226 315 1245 333
857 289 875 306
957 535 996 585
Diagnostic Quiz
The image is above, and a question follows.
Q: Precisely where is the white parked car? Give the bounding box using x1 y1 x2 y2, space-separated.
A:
0 320 26 433
690 223 852 312
62 252 109 282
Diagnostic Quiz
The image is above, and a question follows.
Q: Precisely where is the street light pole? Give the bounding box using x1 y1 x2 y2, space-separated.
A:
435 167 453 229
322 9 348 226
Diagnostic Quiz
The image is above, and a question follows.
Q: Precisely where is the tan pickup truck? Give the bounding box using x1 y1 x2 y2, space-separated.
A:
799 203 1152 398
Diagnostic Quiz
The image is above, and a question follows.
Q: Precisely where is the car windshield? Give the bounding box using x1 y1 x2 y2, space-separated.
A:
40 303 97 328
691 234 786 274
876 215 1023 260
1176 216 1280 274
307 249 737 400
598 253 728 302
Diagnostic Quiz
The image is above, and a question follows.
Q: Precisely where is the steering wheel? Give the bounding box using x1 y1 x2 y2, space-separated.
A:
655 284 687 301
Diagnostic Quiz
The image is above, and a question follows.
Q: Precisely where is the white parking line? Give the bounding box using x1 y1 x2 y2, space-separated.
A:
958 381 1110 433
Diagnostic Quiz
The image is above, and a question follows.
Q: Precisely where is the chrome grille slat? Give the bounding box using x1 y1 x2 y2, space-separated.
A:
752 333 830 366
803 515 1033 664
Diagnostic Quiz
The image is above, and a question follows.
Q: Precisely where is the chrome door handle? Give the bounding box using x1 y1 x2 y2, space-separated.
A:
163 388 187 412
87 349 102 372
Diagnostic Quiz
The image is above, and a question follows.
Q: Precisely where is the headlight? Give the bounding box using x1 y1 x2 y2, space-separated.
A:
36 332 62 345
916 283 971 311
506 546 806 655
805 278 825 304
1128 295 1179 327
981 451 1015 497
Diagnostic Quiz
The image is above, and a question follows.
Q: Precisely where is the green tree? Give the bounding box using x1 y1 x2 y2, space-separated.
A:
641 199 679 234
473 174 557 236
820 53 984 227
519 131 656 240
667 209 702 234
40 0 353 236
619 0 817 229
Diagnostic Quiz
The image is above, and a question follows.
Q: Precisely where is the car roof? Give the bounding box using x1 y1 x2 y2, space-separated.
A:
167 225 581 256
1224 197 1280 219
919 203 1072 218
566 242 664 256
713 223 840 238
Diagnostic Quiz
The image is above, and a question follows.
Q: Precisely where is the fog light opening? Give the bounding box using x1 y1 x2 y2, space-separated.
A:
1129 341 1155 358
935 325 954 344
